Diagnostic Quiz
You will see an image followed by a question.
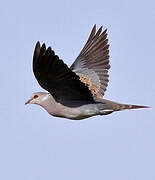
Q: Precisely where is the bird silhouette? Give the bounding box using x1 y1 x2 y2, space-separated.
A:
25 25 149 120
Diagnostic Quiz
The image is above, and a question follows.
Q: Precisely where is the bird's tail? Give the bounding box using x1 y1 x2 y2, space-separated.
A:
114 103 150 111
99 99 150 112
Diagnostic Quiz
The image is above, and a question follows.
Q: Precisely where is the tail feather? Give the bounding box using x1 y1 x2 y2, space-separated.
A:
98 99 150 112
117 104 150 111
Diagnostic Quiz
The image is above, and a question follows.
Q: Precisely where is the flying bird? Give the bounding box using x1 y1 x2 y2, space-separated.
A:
25 25 149 120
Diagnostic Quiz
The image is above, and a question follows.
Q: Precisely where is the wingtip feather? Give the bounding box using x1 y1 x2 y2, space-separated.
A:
33 41 41 60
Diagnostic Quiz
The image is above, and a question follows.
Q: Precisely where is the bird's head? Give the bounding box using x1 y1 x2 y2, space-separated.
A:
25 92 49 105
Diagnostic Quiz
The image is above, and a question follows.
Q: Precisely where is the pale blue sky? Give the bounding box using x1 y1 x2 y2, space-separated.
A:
0 0 154 179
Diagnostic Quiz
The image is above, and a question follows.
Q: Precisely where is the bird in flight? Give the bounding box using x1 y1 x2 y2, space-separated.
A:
25 25 149 120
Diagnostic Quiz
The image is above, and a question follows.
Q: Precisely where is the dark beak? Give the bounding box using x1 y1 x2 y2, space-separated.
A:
25 99 31 105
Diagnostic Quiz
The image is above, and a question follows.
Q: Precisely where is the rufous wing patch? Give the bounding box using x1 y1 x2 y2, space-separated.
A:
79 74 102 98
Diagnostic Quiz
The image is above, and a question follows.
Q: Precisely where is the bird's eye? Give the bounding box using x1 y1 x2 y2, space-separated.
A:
34 95 38 99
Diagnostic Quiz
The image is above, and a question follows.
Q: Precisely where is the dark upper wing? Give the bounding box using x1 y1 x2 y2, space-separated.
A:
33 42 93 103
70 25 110 98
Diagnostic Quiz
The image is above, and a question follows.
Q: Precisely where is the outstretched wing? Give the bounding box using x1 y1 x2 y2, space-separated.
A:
33 42 93 103
70 25 110 98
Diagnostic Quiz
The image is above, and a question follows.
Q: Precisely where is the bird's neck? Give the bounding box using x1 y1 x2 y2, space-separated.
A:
40 94 62 116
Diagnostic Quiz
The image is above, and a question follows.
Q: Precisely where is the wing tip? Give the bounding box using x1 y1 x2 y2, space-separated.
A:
104 28 108 34
36 41 40 46
42 42 46 48
93 24 96 30
35 41 47 50
33 41 41 60
33 41 47 64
